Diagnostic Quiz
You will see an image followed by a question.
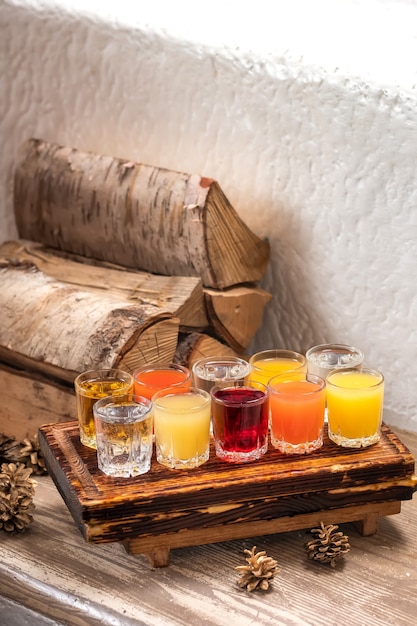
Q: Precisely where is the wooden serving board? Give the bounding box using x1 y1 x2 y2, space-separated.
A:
38 421 417 567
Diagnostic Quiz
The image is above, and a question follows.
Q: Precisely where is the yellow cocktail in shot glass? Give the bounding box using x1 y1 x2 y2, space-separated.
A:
326 368 384 448
248 349 307 386
152 387 211 469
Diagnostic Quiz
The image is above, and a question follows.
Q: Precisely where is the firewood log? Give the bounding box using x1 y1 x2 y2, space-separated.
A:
0 362 76 440
0 259 179 383
14 138 270 289
204 286 272 352
0 240 208 330
174 332 237 369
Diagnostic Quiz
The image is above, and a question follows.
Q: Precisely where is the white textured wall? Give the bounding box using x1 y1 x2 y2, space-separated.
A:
1 0 417 431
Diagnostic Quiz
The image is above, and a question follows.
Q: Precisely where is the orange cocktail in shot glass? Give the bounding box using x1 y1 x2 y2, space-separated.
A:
268 371 326 454
133 363 192 400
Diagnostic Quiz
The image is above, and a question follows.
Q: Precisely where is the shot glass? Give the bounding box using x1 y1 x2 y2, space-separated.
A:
93 394 153 477
248 349 306 386
74 368 134 449
192 356 252 394
326 368 384 448
268 372 326 454
133 363 191 400
306 343 364 380
153 387 211 469
211 381 269 463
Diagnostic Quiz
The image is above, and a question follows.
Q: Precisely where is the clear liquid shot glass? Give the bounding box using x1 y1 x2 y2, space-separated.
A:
93 393 153 477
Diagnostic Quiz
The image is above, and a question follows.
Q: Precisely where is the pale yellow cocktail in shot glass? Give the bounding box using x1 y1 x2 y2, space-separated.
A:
152 387 211 469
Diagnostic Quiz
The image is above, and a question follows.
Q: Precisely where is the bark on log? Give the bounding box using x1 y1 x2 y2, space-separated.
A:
0 259 179 383
14 138 270 289
204 286 272 352
0 240 208 331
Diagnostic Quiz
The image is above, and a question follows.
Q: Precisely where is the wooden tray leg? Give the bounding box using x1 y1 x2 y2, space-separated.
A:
353 513 379 536
353 501 402 536
123 539 171 567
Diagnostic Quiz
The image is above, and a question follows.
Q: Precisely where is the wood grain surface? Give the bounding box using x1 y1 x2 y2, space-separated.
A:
0 427 416 625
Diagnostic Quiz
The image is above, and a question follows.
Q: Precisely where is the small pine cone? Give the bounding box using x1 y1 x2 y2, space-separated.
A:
0 462 37 533
235 546 279 592
306 521 350 568
17 435 48 475
0 433 21 464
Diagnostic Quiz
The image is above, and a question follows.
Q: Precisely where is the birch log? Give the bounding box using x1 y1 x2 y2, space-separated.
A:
0 260 179 383
13 138 270 289
0 240 208 330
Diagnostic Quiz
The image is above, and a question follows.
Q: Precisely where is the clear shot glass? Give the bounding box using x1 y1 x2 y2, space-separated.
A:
306 343 364 380
93 394 153 477
192 356 252 394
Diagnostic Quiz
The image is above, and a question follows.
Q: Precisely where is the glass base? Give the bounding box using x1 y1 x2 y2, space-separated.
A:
328 430 380 448
98 460 151 478
80 433 97 449
270 434 323 455
156 448 209 470
214 441 268 463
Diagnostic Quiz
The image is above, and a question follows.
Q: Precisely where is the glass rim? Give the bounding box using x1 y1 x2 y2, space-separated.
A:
93 393 153 422
249 349 306 367
268 372 326 393
192 355 251 371
211 382 268 406
326 367 384 389
74 368 134 386
133 362 191 381
306 343 364 360
152 386 211 410
93 393 153 408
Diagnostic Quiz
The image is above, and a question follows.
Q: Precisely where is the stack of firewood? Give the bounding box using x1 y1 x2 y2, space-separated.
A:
0 138 271 439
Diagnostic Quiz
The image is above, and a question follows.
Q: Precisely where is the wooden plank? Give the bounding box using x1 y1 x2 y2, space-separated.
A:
125 501 402 566
0 362 76 440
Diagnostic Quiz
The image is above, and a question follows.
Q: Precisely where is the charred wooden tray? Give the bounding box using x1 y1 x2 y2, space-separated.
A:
39 421 417 567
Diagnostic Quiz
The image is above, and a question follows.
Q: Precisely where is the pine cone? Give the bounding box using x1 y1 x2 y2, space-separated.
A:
0 462 36 533
235 546 279 592
306 521 350 567
0 433 21 464
17 435 47 475
0 432 47 475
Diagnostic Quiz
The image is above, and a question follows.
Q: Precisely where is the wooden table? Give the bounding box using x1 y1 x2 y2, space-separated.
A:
1 426 416 625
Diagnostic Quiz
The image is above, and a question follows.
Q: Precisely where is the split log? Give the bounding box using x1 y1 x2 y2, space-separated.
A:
204 286 272 352
0 259 179 383
0 240 208 331
14 138 270 289
0 362 76 440
174 332 237 369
